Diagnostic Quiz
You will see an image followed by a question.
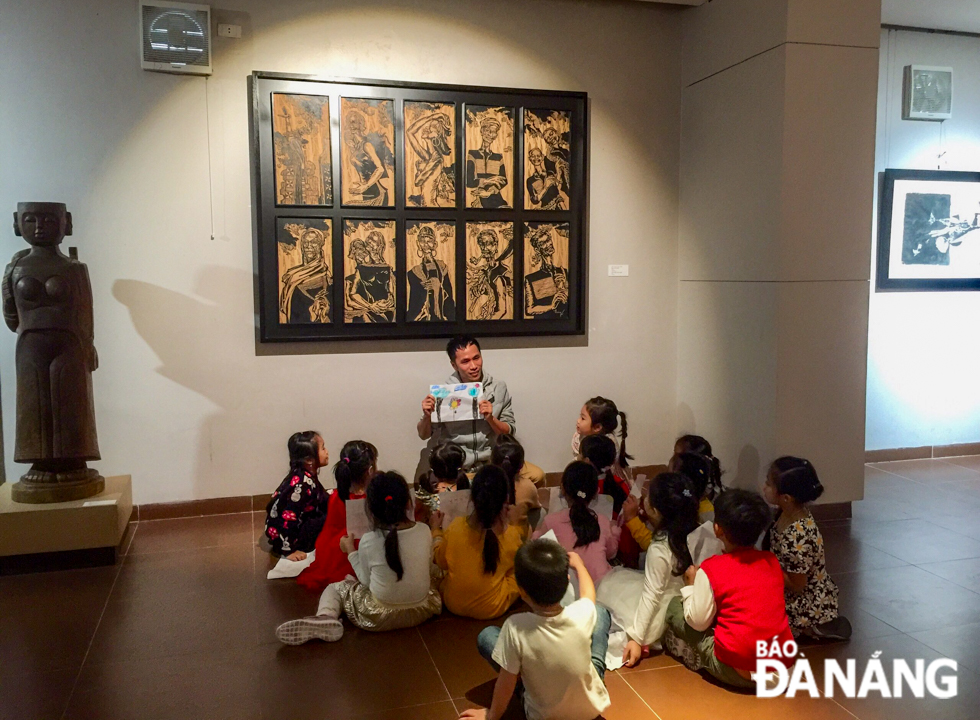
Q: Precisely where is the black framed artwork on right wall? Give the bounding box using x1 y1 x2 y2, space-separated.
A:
877 168 980 291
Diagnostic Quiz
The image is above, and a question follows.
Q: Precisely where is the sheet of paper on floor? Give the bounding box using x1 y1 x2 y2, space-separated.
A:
267 550 316 579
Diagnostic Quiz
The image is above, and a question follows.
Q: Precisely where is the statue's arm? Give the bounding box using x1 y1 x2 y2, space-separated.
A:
2 251 27 332
72 262 98 370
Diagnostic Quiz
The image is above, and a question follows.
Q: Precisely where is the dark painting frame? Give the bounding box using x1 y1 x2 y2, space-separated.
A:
249 71 589 342
877 168 980 292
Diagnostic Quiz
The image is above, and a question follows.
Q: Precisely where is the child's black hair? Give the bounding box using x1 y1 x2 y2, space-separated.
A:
446 334 480 361
420 441 469 493
366 471 410 581
563 461 601 548
514 538 569 606
583 396 632 468
491 434 524 505
770 456 824 504
470 465 510 575
713 488 772 548
648 473 700 575
675 435 724 501
287 431 320 475
579 434 626 515
670 452 714 501
334 440 378 501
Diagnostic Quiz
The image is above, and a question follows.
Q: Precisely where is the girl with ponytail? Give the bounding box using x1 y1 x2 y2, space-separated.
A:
276 471 442 645
674 434 725 502
432 464 526 619
533 461 620 584
264 431 331 560
491 434 541 529
573 397 633 488
764 456 850 641
297 440 378 592
668 451 719 523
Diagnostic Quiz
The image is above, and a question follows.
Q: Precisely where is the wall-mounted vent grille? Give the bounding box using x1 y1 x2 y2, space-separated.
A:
140 1 211 76
903 65 952 121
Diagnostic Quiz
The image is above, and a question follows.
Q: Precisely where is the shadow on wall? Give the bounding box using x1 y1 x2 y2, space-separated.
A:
676 401 762 492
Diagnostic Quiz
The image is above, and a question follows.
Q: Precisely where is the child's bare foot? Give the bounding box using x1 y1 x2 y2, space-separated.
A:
286 551 307 562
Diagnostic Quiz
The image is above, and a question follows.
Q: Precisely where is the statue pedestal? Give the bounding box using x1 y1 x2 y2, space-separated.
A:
0 475 132 571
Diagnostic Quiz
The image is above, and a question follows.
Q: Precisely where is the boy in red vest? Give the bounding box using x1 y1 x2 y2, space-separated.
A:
663 488 795 688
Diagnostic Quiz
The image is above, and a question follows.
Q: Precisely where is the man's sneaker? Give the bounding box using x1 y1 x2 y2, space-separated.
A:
809 616 852 642
276 616 344 645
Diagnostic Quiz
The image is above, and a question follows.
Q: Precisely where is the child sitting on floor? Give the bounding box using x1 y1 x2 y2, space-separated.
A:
673 435 725 504
297 440 377 592
264 431 331 559
533 461 619 586
763 456 851 641
432 465 526 620
492 434 541 529
579 434 630 518
276 471 441 644
669 452 719 523
416 441 470 516
663 489 795 688
572 396 632 481
620 473 701 667
465 540 611 720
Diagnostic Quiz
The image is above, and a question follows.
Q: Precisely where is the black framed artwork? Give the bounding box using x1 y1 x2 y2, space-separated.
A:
877 169 980 292
249 71 588 342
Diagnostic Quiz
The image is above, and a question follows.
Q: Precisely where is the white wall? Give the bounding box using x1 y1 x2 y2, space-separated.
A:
867 28 980 451
0 0 683 503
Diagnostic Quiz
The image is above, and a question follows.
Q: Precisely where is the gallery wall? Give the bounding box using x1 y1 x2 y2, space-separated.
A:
0 0 683 503
867 28 980 451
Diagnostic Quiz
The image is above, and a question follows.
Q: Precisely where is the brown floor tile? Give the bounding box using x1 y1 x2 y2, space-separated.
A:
844 518 980 565
118 521 138 556
909 621 980 673
349 701 460 720
253 576 322 646
941 455 980 473
64 651 260 720
0 566 117 673
802 633 977 720
836 565 980 634
417 614 508 698
821 529 909 575
455 684 525 720
0 668 77 720
851 494 920 524
871 459 980 486
616 649 682 674
622 665 854 719
254 626 449 720
602 671 660 718
127 513 253 555
111 542 253 603
918 556 980 594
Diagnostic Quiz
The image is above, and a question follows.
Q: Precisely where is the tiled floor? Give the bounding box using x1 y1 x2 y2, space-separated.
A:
4 458 980 719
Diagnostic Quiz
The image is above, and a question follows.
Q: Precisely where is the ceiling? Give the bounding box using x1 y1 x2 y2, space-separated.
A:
637 0 980 34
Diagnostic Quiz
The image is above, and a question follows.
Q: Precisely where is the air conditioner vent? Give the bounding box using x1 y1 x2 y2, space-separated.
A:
903 65 952 121
140 1 211 76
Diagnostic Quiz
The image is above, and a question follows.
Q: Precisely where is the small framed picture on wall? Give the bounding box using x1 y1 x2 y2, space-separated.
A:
877 169 980 291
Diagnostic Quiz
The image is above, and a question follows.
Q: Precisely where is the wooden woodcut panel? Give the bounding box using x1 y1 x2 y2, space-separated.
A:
524 109 571 211
340 98 396 207
277 218 333 324
406 221 456 322
342 219 397 323
523 222 569 319
405 102 456 208
464 106 514 209
272 94 332 206
466 221 514 320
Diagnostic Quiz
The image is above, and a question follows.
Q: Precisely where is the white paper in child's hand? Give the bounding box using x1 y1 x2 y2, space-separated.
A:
345 498 372 540
630 474 647 499
687 520 724 567
429 383 484 424
437 489 471 530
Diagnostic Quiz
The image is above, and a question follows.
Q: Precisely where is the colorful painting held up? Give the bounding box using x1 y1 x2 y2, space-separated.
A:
430 382 483 423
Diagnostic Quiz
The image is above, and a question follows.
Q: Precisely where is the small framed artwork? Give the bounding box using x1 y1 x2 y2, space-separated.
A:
404 101 456 208
406 220 456 322
342 219 396 322
877 169 980 291
277 218 333 324
340 98 396 207
524 109 571 210
466 221 514 320
464 106 514 209
272 94 333 206
524 222 569 318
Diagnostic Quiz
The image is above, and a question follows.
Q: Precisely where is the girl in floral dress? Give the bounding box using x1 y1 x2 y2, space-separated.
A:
764 456 851 641
265 431 331 559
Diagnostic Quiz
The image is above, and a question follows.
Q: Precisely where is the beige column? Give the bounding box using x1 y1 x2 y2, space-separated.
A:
676 0 880 505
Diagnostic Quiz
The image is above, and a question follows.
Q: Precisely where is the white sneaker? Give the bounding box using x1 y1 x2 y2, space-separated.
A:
276 616 344 645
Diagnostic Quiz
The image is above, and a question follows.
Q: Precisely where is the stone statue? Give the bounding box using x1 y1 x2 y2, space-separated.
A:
3 203 103 503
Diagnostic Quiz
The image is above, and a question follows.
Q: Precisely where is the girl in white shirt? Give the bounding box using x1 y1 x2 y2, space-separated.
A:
276 471 442 644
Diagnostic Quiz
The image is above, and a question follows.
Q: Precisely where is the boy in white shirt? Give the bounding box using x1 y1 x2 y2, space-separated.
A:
461 539 612 720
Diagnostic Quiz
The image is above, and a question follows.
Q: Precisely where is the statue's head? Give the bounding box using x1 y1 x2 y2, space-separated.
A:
14 202 71 246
